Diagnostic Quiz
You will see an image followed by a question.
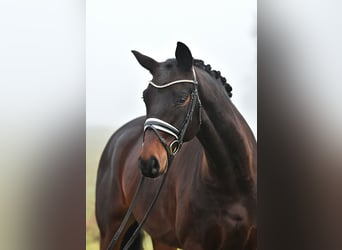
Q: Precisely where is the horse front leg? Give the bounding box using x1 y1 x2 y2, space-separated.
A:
99 221 124 250
100 219 138 250
152 238 178 250
182 240 205 250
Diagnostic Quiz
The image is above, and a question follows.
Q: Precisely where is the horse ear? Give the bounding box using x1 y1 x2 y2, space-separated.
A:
131 50 158 74
175 42 193 71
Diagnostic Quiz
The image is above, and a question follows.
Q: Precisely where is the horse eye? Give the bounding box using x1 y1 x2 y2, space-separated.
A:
176 95 189 105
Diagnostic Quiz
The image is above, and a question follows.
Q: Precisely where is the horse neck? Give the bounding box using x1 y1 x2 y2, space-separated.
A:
195 68 257 195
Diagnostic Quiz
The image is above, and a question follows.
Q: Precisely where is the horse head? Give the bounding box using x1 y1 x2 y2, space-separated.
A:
132 42 202 178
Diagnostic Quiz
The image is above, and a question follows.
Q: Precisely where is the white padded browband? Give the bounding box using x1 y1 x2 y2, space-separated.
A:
148 67 198 88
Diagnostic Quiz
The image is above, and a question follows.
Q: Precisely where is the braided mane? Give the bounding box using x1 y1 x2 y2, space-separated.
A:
164 58 233 98
193 59 232 98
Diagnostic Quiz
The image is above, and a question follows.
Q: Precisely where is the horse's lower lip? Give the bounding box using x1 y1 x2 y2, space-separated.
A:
144 172 159 178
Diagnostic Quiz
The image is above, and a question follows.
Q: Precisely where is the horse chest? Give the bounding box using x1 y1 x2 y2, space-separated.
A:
176 190 250 249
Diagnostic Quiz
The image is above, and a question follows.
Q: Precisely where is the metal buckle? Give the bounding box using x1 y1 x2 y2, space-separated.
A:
170 140 181 155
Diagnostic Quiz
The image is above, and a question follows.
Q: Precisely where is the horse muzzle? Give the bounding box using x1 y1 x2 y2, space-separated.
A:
138 156 163 178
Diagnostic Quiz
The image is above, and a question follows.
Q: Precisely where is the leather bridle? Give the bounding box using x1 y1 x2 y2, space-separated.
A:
143 66 202 165
107 67 201 250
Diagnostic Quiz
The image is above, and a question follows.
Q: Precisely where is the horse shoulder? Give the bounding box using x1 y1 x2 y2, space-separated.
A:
95 117 145 229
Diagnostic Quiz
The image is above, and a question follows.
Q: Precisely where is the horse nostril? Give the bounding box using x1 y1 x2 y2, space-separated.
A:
150 157 159 175
138 156 160 178
138 157 147 172
151 167 158 175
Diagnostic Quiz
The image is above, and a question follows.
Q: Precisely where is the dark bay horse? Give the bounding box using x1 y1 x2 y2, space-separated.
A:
95 42 257 250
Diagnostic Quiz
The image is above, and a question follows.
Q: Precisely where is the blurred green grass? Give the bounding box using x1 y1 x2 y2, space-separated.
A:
86 126 112 250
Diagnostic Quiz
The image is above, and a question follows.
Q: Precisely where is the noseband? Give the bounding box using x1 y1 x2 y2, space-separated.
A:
107 67 201 250
144 67 202 163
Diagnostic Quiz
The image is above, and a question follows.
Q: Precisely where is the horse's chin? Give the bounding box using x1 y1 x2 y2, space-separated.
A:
143 170 160 178
142 170 165 179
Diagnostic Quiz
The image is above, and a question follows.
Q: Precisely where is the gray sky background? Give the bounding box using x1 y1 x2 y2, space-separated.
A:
86 0 257 136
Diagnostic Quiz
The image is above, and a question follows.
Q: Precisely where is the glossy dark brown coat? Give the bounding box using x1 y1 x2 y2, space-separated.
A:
95 42 257 250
